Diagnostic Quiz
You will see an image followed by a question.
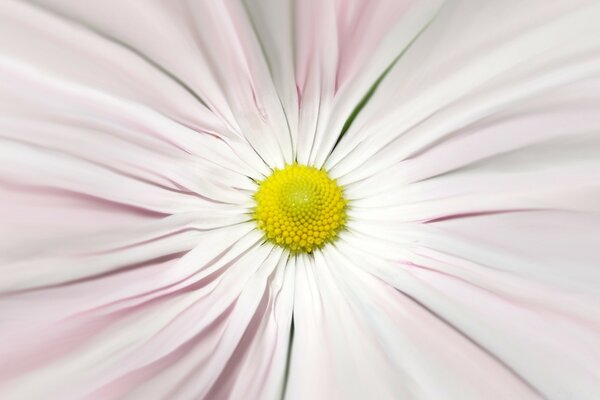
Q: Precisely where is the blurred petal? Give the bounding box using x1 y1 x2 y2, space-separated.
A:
23 0 292 168
345 76 600 224
245 0 443 165
0 0 263 163
330 0 600 180
0 230 295 399
2 0 599 398
339 215 600 398
286 248 542 399
285 252 409 399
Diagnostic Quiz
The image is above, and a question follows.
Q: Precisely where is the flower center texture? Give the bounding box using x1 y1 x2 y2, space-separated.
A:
253 163 348 254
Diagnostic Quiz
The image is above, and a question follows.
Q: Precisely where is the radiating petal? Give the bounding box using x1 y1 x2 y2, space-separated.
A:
330 0 600 181
0 16 263 206
245 0 443 165
0 229 294 399
286 248 542 399
333 5 600 393
0 0 261 158
339 217 600 398
285 252 409 399
3 0 599 398
22 0 293 168
344 76 600 226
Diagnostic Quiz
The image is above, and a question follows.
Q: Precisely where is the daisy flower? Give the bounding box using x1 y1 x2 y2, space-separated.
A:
1 0 600 399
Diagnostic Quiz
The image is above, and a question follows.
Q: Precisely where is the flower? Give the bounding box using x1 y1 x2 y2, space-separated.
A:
1 0 600 399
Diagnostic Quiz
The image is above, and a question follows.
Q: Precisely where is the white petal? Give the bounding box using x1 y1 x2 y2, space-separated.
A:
244 0 443 165
0 0 228 140
285 252 409 399
342 217 600 399
330 0 600 180
286 247 542 399
0 56 262 205
21 0 292 168
0 229 287 399
344 76 600 227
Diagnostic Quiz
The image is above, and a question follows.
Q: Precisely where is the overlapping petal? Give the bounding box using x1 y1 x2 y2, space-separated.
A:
1 0 599 399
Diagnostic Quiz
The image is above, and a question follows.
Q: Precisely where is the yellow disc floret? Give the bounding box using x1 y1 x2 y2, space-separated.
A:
253 163 347 254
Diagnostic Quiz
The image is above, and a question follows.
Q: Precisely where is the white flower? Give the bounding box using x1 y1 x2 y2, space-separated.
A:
1 0 600 399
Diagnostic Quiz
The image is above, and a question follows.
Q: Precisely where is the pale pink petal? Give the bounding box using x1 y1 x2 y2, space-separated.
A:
304 0 444 167
343 75 600 224
2 0 599 398
24 0 293 168
285 253 410 399
0 2 295 396
338 212 600 398
0 230 294 399
286 248 542 399
87 244 290 400
329 0 600 180
245 0 442 165
0 0 257 155
0 7 265 202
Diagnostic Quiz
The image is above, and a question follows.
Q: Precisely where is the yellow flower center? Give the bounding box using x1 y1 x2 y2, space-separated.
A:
253 163 347 253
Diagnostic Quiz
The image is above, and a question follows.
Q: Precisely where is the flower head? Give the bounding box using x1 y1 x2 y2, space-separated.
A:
1 0 600 399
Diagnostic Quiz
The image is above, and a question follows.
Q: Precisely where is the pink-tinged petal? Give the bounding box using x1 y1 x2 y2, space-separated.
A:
329 0 600 179
305 0 444 167
340 211 600 399
85 244 288 400
0 221 254 307
272 0 441 165
0 137 216 216
0 230 292 399
343 75 600 226
420 210 600 305
285 253 410 399
286 248 541 399
0 226 259 390
24 0 292 168
164 250 295 400
0 182 160 257
401 266 600 399
240 0 301 159
0 0 243 147
0 43 263 205
244 0 442 164
342 77 600 198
